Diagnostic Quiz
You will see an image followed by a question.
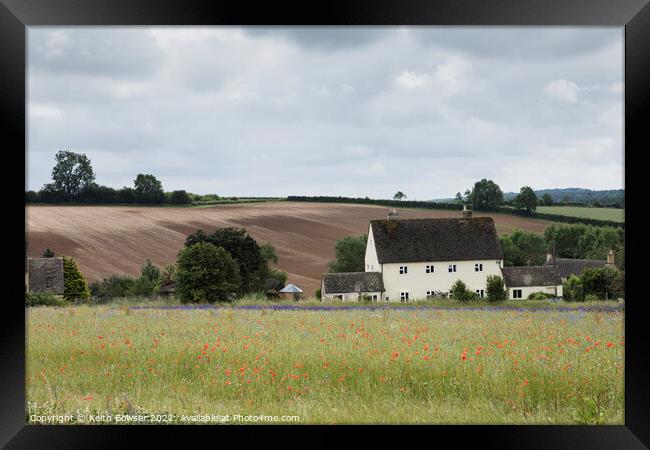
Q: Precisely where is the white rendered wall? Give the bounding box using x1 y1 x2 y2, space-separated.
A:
381 259 503 301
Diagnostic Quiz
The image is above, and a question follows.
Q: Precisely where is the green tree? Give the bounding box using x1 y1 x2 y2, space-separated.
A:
562 275 584 302
42 248 55 258
50 150 96 201
486 275 506 302
169 190 191 204
513 186 538 212
580 267 618 299
468 179 504 210
134 174 165 204
176 242 241 303
541 193 553 206
499 228 547 266
62 256 90 302
328 235 367 273
450 279 475 302
160 264 177 286
141 259 161 283
185 227 263 293
393 191 407 201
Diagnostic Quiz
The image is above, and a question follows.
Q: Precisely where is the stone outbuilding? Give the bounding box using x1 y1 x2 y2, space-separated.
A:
28 257 64 295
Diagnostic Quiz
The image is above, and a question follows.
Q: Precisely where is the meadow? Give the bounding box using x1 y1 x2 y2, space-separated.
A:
536 206 624 223
26 305 624 425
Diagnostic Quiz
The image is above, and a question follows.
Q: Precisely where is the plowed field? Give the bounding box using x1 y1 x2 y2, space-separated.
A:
26 202 551 294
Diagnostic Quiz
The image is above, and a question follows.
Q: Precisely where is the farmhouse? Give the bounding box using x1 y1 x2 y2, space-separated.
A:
322 212 508 302
501 266 563 299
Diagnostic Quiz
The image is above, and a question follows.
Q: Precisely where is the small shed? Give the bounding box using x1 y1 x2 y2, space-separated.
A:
279 283 303 301
28 257 64 295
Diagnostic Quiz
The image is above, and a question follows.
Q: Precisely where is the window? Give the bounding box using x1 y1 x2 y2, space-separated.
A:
385 296 390 302
512 289 522 299
475 263 483 272
475 289 485 298
425 265 434 273
371 294 378 301
399 266 408 274
400 292 409 302
426 291 435 299
448 264 457 273
334 294 343 300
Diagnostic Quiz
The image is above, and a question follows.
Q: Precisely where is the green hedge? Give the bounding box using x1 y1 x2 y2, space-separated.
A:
286 196 624 228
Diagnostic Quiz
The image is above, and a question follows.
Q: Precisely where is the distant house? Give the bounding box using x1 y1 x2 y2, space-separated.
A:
28 257 64 295
363 214 504 301
320 210 506 302
321 272 384 301
543 250 614 282
279 283 303 300
502 266 563 299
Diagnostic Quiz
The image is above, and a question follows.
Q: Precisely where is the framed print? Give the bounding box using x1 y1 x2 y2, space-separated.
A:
2 0 649 447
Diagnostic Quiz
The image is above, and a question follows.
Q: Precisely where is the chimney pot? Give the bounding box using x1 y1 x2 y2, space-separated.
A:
462 205 473 218
607 250 615 265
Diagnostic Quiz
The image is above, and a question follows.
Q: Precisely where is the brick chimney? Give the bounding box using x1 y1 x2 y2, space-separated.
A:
387 208 399 220
462 204 472 218
607 249 615 266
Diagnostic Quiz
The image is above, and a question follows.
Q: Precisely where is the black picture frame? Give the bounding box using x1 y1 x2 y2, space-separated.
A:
3 0 648 447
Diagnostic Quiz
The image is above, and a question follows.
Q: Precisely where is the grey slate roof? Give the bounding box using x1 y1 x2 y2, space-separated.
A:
502 266 562 288
322 272 385 294
544 258 607 279
28 257 64 295
370 217 503 264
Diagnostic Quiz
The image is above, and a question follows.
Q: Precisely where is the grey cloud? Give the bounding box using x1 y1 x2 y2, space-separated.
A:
244 26 392 50
27 27 623 199
29 27 164 78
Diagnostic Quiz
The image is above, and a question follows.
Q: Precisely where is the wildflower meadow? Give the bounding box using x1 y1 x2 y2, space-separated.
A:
26 305 624 424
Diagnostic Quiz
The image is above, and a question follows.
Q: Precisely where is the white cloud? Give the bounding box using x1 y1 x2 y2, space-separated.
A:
29 103 64 120
395 70 429 89
544 79 581 103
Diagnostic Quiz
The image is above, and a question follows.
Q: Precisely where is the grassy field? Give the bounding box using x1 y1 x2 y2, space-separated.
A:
536 206 624 223
26 305 624 425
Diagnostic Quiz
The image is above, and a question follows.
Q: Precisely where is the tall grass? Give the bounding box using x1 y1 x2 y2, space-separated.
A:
26 306 623 424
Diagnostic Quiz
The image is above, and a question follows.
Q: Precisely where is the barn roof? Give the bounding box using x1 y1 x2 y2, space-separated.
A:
28 257 64 295
279 283 303 293
544 258 607 279
322 272 385 294
502 266 562 288
370 217 503 264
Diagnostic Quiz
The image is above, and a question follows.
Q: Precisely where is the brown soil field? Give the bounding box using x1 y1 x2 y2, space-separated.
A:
26 202 551 295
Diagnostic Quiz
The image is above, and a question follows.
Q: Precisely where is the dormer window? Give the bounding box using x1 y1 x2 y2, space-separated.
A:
425 265 434 273
399 266 408 275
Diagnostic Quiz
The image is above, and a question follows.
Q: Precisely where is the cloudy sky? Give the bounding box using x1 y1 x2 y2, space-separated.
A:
27 27 624 199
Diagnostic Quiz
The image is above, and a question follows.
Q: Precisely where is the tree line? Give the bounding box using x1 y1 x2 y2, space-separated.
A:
24 150 231 205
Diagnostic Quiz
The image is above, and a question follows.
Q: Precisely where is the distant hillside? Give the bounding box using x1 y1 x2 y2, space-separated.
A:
503 188 624 206
434 188 624 206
